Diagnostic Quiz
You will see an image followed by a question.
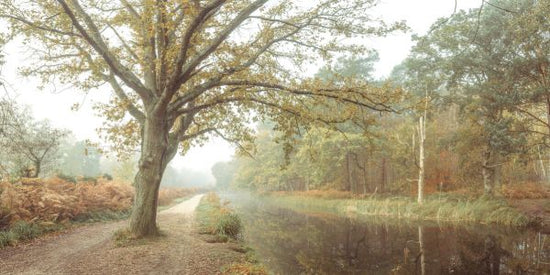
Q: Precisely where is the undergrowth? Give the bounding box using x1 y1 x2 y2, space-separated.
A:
0 220 63 248
264 193 530 227
196 193 267 274
501 182 550 199
196 193 243 241
0 177 194 249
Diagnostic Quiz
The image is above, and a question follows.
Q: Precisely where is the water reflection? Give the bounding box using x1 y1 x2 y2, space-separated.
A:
226 195 550 274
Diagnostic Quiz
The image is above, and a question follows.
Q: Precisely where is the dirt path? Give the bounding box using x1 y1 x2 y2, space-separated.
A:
0 194 243 274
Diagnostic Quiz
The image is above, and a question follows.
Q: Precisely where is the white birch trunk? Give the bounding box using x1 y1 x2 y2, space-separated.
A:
417 115 426 204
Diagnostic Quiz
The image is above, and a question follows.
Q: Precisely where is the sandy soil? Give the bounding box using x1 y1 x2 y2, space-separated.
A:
0 194 244 274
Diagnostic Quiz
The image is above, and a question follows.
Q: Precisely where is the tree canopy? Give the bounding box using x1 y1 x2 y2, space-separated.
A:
1 0 405 237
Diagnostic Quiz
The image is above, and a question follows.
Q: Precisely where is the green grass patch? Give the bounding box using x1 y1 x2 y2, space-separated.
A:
196 193 243 241
0 230 17 248
196 193 266 274
262 193 530 227
73 209 131 223
0 220 65 248
0 209 131 250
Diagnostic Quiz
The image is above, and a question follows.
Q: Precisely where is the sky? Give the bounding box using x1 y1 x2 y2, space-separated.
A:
0 0 482 177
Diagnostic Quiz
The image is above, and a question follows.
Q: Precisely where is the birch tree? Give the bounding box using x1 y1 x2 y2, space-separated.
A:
1 0 403 237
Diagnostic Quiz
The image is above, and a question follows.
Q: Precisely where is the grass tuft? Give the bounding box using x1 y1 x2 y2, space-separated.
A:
10 221 43 241
216 212 243 239
0 231 17 248
196 193 243 241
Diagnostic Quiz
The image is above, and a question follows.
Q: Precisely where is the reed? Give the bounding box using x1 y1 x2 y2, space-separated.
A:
264 193 530 227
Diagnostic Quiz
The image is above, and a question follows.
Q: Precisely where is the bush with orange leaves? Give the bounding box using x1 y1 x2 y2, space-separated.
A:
0 177 134 229
0 177 198 230
501 182 550 199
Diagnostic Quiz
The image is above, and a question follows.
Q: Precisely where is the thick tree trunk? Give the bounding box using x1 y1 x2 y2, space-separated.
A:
129 115 173 237
32 160 41 178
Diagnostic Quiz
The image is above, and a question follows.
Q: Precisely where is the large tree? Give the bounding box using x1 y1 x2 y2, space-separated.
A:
1 0 403 237
401 1 537 196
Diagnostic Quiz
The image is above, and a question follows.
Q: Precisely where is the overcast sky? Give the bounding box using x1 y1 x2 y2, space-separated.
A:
0 0 482 175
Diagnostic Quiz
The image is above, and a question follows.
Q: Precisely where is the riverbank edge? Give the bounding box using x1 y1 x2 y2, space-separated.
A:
195 193 267 274
261 193 533 227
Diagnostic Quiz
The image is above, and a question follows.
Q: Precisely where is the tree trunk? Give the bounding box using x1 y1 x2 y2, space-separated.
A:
346 152 353 192
33 160 41 178
544 94 550 185
418 226 426 275
129 116 173 237
380 158 386 193
482 149 494 196
494 154 502 191
418 88 428 204
362 157 367 195
417 116 426 204
538 145 547 182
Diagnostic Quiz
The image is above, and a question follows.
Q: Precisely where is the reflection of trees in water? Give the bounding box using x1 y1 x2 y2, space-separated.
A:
230 197 550 274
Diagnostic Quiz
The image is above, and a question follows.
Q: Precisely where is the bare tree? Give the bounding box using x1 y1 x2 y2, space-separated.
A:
0 100 67 178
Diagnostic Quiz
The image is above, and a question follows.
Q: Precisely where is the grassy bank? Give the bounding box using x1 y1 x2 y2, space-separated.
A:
195 193 266 274
262 192 530 227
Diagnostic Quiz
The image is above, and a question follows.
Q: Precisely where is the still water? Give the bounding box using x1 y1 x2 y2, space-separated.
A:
224 194 550 274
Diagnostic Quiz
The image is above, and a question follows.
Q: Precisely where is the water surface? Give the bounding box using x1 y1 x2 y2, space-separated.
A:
224 193 550 274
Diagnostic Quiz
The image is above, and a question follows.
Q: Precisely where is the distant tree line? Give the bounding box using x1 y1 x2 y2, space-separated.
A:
213 0 550 198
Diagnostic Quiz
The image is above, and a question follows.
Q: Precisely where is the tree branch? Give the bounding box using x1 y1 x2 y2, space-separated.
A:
163 0 267 106
56 0 153 103
104 73 146 123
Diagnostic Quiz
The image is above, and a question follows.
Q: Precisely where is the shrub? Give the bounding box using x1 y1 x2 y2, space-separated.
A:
102 173 113 181
216 212 243 239
196 193 243 241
